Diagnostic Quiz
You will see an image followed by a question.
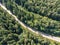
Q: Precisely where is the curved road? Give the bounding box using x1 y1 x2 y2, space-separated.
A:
0 3 60 42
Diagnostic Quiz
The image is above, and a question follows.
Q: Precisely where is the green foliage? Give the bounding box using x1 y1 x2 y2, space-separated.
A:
0 7 60 45
0 0 60 45
15 0 60 21
2 0 60 36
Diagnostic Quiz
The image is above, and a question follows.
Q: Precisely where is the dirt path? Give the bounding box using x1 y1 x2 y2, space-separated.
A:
0 3 60 42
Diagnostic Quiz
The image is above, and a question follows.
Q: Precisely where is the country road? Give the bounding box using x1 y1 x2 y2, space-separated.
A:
0 3 60 42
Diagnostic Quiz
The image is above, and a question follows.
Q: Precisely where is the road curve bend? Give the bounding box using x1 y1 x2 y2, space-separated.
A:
0 3 60 42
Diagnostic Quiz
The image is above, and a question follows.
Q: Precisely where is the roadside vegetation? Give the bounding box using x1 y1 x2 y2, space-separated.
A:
0 7 60 45
1 0 60 36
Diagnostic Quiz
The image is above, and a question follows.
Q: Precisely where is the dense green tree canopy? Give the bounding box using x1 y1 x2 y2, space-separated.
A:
15 0 60 21
0 7 60 45
1 0 60 36
0 0 60 45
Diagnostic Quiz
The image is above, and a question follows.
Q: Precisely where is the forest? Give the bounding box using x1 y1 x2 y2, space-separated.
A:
0 7 60 45
1 0 60 36
0 0 60 45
